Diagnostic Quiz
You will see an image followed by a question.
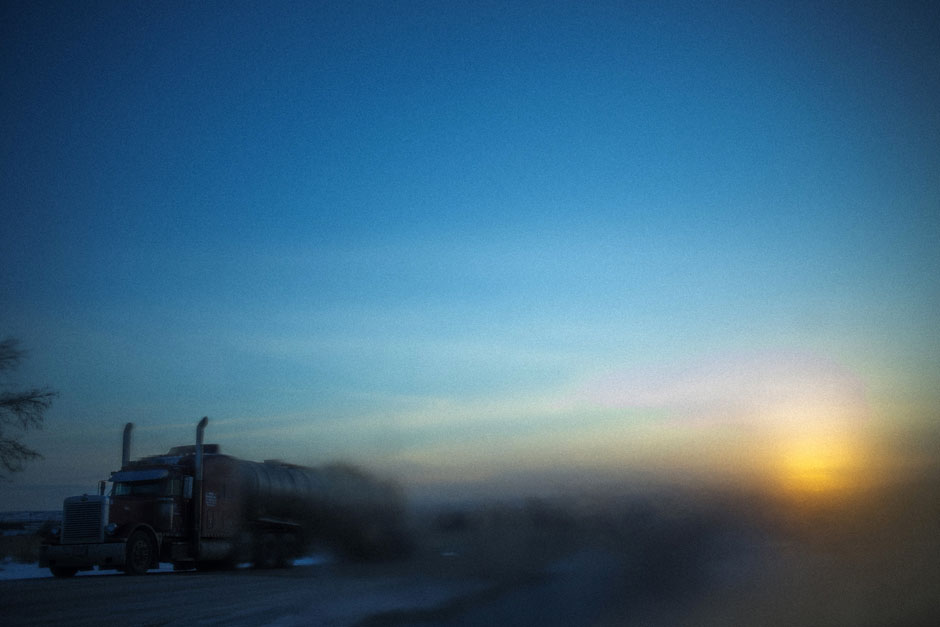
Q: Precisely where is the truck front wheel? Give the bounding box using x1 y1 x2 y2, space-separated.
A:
124 530 155 575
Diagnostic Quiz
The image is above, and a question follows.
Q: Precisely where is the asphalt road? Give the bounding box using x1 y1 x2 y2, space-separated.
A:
0 561 501 627
0 544 709 627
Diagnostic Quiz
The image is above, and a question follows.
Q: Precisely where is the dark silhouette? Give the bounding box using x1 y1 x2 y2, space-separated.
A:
41 419 412 577
0 338 56 477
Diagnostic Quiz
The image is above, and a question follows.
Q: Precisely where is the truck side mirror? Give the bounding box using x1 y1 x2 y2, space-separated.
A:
98 480 107 496
184 476 193 499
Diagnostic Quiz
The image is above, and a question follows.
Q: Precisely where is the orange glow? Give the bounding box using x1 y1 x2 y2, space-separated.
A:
774 436 863 496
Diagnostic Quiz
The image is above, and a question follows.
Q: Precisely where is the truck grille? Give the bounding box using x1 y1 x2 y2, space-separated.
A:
62 496 107 544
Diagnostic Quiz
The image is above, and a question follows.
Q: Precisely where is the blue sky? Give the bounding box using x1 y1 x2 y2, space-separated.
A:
2 1 938 509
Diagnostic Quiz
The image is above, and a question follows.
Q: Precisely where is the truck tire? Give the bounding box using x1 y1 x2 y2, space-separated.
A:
124 530 155 575
253 533 280 569
50 565 78 578
275 537 294 569
272 532 296 568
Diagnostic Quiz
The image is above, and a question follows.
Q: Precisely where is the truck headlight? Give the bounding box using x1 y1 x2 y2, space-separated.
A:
105 523 118 536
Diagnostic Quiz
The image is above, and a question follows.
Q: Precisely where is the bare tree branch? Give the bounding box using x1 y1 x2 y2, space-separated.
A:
0 337 25 373
0 389 56 430
0 337 56 478
0 437 43 474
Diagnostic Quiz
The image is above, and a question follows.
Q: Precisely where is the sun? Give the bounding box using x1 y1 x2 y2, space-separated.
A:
775 436 860 496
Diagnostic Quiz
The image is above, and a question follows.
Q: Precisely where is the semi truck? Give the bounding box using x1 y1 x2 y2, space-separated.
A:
40 417 409 577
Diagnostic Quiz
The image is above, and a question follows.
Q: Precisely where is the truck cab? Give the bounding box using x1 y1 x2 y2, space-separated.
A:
110 468 189 535
40 421 210 577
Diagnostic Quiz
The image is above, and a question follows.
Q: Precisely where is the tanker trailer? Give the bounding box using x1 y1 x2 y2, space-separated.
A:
40 417 409 577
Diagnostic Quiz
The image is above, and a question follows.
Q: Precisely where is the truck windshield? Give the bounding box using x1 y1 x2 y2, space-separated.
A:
113 479 180 496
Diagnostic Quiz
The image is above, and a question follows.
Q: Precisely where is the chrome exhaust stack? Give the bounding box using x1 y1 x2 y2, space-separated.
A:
193 416 209 560
195 416 208 482
122 423 134 467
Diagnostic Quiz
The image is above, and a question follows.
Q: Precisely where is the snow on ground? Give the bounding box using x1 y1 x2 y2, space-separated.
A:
0 556 329 580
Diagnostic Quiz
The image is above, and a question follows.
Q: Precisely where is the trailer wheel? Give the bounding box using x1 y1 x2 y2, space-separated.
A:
124 530 155 575
253 533 280 569
50 565 78 578
275 533 297 568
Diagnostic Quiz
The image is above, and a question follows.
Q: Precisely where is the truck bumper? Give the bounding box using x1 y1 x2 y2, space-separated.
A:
40 541 126 571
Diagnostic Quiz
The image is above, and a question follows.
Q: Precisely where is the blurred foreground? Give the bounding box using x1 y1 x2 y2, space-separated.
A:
390 471 939 626
3 470 937 626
